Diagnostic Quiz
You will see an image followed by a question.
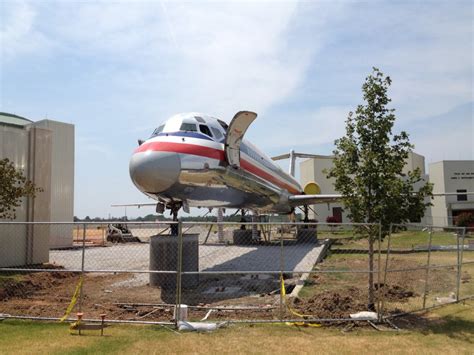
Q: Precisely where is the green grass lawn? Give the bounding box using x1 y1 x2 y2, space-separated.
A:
322 230 470 251
0 301 472 354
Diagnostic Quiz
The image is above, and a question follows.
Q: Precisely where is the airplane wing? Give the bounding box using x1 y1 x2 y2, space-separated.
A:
288 192 474 207
288 194 342 207
111 203 156 208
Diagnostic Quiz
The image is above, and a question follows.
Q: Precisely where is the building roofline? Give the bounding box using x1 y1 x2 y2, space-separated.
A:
35 118 74 127
429 160 474 164
0 112 33 123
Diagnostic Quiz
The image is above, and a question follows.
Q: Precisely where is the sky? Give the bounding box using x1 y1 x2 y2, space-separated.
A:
0 0 472 219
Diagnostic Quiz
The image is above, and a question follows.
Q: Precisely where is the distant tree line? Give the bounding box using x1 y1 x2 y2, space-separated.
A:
73 212 301 223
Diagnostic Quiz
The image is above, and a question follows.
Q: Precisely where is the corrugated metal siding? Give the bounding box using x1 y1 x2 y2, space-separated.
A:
34 120 74 248
34 120 74 222
27 127 52 263
0 124 53 266
0 125 29 222
1 125 29 266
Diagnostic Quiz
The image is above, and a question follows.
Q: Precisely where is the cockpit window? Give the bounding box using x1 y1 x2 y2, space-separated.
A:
151 124 165 137
199 124 213 137
180 123 197 132
195 116 206 123
217 119 228 131
211 127 223 140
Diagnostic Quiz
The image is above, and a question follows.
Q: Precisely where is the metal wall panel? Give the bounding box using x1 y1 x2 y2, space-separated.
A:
0 126 28 266
0 125 29 222
34 120 74 247
27 127 52 263
0 125 53 266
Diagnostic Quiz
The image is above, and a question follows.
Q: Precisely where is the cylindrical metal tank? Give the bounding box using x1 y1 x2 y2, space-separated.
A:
296 227 318 243
232 229 261 245
149 234 199 291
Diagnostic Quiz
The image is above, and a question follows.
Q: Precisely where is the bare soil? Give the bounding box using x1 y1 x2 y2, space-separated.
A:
0 270 419 325
0 251 470 326
0 271 283 322
293 287 367 319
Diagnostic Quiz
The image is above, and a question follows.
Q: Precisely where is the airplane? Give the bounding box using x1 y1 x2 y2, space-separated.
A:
124 111 339 221
118 110 473 222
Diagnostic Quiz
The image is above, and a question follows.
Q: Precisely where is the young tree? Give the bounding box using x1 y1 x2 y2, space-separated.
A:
327 68 433 310
0 158 43 219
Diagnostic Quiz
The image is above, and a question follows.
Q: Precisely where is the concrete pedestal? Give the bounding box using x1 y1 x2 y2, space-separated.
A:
149 234 199 291
232 229 260 245
296 228 318 243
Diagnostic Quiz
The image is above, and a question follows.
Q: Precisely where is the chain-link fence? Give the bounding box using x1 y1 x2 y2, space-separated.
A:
0 221 472 326
381 224 473 319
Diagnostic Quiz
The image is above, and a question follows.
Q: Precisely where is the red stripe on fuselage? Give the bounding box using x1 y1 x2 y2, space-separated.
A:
135 141 225 160
135 141 300 194
239 159 300 195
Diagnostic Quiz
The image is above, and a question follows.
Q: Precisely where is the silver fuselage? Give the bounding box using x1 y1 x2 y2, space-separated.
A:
129 113 302 213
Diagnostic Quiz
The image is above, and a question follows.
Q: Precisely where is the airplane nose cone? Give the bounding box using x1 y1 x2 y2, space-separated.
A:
129 151 181 193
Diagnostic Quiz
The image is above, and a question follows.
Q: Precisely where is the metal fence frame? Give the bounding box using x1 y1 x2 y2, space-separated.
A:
0 220 472 326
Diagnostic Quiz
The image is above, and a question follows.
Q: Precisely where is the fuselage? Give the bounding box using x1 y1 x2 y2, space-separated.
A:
129 113 302 213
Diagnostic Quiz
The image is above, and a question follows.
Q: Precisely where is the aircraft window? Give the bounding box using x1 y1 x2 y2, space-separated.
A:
151 124 165 137
211 127 223 140
217 119 228 131
199 124 213 137
180 123 197 132
195 116 206 123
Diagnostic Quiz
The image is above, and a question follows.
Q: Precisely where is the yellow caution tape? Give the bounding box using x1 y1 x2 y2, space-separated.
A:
280 275 321 327
60 276 83 322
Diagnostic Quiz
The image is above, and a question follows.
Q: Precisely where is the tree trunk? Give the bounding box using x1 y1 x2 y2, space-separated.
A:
367 190 375 312
368 231 375 311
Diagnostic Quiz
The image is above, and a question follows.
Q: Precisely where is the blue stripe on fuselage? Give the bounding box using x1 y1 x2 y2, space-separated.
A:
156 131 215 141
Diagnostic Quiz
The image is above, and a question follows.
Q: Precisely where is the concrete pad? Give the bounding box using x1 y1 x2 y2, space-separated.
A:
50 241 328 291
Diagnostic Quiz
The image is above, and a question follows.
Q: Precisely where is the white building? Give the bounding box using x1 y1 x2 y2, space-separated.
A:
428 161 474 226
299 152 472 226
0 112 74 267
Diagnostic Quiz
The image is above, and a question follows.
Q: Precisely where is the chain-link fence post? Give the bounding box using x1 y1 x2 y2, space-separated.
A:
422 226 433 310
377 221 382 322
456 227 466 301
78 223 86 314
380 223 393 320
175 220 183 328
368 225 375 311
279 224 284 321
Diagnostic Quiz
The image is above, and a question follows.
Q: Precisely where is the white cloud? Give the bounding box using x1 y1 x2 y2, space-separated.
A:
0 1 51 60
21 1 344 122
408 103 474 163
259 105 351 150
76 136 114 160
156 2 339 117
366 3 472 121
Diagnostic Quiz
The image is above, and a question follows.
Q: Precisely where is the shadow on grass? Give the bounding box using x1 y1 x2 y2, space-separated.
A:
393 307 474 344
425 315 474 343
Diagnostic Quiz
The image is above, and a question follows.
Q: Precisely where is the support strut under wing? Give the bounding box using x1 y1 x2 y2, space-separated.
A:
224 111 257 168
288 194 342 207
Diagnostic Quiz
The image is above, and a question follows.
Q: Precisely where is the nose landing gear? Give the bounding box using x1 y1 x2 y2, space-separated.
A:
169 203 181 235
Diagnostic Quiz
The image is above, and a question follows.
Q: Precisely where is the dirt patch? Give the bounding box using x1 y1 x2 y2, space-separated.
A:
292 287 367 319
375 283 417 302
0 271 281 322
461 272 471 284
0 272 77 301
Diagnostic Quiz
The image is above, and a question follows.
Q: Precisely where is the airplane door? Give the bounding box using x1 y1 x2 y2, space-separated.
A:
224 111 257 168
